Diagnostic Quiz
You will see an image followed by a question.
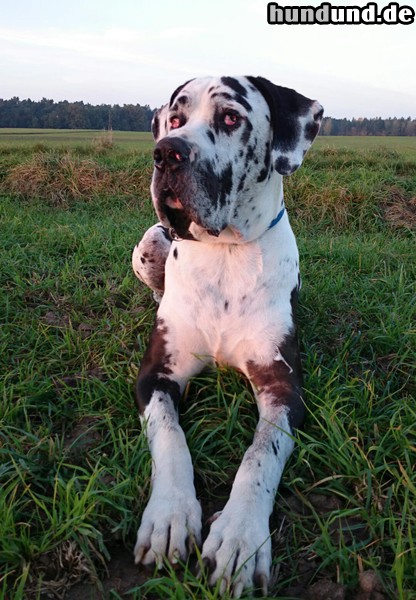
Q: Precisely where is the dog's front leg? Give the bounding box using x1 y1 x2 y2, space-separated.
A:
134 318 203 568
202 349 304 598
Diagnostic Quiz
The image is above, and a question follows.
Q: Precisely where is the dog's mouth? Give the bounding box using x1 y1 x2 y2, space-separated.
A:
156 184 224 240
159 187 194 239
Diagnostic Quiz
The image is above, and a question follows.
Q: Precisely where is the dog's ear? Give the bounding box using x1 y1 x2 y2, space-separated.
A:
247 76 324 175
151 104 169 141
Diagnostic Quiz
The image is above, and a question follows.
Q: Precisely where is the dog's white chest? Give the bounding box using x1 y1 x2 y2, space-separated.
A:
160 229 299 366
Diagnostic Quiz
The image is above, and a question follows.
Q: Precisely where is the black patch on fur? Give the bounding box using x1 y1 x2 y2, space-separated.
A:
241 119 253 145
274 156 293 175
151 113 160 140
233 94 252 113
237 173 247 193
304 120 320 142
135 319 181 412
246 286 304 430
199 159 219 202
244 145 255 169
176 95 189 106
169 79 194 108
219 163 233 207
206 130 215 144
221 77 248 97
173 247 178 260
257 142 271 182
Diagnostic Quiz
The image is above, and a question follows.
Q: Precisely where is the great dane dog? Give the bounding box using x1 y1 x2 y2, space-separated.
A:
132 75 323 597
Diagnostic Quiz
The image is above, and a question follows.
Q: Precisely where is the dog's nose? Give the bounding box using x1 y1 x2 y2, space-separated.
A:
154 137 191 172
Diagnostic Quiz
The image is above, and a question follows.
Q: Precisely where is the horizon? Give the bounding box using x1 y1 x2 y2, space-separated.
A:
1 95 416 122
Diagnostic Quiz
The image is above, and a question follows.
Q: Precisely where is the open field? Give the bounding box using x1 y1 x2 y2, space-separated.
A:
0 129 154 152
1 128 416 155
0 138 415 599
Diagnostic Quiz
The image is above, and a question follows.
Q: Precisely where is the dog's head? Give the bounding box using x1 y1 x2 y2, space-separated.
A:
150 76 323 242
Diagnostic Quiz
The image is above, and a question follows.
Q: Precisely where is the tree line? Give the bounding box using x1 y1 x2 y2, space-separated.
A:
320 116 416 136
0 97 153 131
0 97 415 135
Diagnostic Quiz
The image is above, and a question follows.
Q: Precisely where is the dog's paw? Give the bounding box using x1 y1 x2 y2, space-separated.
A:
134 492 202 568
201 507 271 598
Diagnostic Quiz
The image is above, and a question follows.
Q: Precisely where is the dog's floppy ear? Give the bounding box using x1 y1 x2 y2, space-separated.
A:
151 104 169 142
247 76 324 175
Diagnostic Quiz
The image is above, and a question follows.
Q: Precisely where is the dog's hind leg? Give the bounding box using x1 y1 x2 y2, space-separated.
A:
132 223 172 302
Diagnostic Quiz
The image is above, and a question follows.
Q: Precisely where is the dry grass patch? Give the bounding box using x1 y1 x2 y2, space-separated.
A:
2 151 152 205
25 541 98 600
383 187 416 230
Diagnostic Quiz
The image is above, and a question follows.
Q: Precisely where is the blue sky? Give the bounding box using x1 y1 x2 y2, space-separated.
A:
1 0 415 118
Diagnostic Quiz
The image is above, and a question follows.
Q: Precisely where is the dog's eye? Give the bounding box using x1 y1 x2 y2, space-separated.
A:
170 116 182 129
224 113 241 126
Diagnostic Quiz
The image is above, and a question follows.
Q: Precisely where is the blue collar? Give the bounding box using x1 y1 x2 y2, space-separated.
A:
268 203 286 230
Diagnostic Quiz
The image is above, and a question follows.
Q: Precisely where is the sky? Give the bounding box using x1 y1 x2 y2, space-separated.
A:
1 0 415 118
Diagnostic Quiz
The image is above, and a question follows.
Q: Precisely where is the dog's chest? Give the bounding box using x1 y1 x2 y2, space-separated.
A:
161 235 299 364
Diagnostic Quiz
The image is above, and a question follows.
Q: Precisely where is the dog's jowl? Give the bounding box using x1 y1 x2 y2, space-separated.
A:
132 76 323 597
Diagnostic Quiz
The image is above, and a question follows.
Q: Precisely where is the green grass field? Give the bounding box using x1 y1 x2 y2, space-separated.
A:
1 127 416 156
0 129 155 152
0 133 415 599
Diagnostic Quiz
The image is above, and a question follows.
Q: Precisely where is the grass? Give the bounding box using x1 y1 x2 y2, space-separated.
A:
0 135 415 599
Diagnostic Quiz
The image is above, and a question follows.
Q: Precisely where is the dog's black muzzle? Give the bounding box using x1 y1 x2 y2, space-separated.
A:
152 137 197 239
153 137 192 173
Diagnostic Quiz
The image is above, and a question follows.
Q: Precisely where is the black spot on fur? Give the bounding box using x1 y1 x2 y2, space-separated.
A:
274 156 292 175
177 95 189 106
173 247 178 259
257 142 271 182
237 173 247 193
233 94 252 113
241 120 253 145
304 120 320 142
219 163 233 207
246 286 304 431
199 159 219 202
135 319 181 412
169 79 194 108
221 77 248 97
151 113 160 140
206 130 215 144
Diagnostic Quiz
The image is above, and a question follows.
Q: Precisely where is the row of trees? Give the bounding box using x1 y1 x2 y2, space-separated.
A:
0 97 415 135
0 97 153 131
320 116 416 136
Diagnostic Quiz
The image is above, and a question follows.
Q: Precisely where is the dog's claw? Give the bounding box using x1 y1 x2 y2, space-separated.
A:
256 573 268 596
233 581 244 598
